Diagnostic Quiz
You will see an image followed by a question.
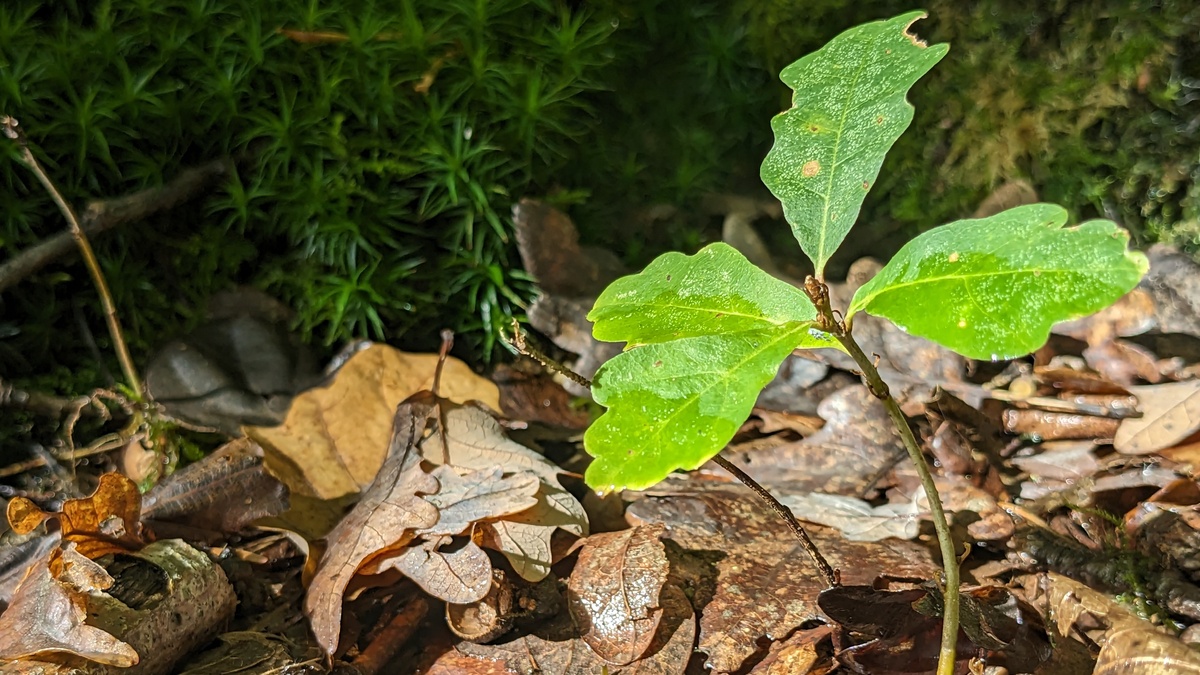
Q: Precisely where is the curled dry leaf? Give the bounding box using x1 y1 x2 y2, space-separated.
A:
141 437 289 534
303 398 440 655
7 472 144 559
420 402 588 581
567 524 669 665
246 343 501 500
0 546 138 666
1048 572 1200 674
1115 380 1200 455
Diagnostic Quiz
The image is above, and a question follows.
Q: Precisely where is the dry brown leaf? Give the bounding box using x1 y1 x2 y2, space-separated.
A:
782 492 920 542
1115 380 1200 455
722 386 905 495
372 538 493 604
303 398 440 655
1048 572 1200 674
7 473 143 559
246 343 500 500
419 465 540 536
142 438 289 534
452 582 695 675
566 524 669 665
748 625 834 675
420 402 588 580
1055 287 1157 345
626 487 938 673
0 546 138 666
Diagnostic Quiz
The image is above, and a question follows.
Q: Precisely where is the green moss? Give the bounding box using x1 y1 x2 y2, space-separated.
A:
1 0 616 387
741 0 1200 271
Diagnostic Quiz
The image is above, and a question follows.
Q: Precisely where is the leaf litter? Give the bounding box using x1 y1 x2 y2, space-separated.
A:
13 204 1200 673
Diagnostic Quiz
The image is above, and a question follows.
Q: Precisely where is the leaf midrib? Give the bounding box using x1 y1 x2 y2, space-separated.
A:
610 323 811 483
851 265 1131 313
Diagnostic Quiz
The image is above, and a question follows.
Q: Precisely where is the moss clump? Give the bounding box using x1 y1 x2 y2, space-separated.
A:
1 0 616 386
741 0 1200 271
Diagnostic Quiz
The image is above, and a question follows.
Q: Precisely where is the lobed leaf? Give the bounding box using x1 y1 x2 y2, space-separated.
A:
584 326 813 492
583 244 836 491
588 242 825 344
761 11 947 276
847 204 1149 360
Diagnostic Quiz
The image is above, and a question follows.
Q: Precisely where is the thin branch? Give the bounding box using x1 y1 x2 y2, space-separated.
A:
2 116 143 398
0 156 232 292
803 275 960 675
712 454 839 588
505 319 592 390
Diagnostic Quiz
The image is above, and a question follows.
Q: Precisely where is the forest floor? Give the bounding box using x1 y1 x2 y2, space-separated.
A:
3 199 1200 674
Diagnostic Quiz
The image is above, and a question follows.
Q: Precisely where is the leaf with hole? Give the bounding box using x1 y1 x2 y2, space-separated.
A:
848 204 1149 360
760 11 946 276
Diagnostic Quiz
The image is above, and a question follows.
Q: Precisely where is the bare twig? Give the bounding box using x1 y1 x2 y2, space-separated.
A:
2 116 143 398
0 156 233 292
712 454 839 588
803 275 961 675
505 319 592 390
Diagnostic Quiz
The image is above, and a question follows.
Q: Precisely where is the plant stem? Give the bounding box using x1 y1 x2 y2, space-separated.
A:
712 454 839 588
505 320 593 390
1 116 144 399
803 276 959 675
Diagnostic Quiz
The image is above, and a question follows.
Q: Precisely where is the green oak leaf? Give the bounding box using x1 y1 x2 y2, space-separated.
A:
584 326 812 492
588 242 835 350
582 243 836 491
761 11 947 277
847 203 1149 361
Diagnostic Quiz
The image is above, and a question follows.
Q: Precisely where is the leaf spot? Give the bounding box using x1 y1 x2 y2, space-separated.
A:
875 115 885 125
862 181 870 190
802 160 821 177
957 319 967 328
808 124 820 132
948 252 959 263
665 274 672 281
653 360 662 368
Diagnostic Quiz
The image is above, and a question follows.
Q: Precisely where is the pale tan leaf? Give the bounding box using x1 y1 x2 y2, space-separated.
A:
377 538 492 604
1115 381 1200 455
421 403 588 581
0 547 138 666
782 492 920 542
303 399 440 655
419 466 540 536
246 344 500 499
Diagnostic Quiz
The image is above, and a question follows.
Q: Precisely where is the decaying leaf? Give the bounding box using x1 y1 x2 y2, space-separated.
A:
7 473 144 559
141 437 289 534
567 524 669 665
782 492 920 542
723 385 905 495
420 402 588 580
450 582 696 675
305 388 588 655
418 465 540 536
372 538 493 604
0 546 138 666
304 398 440 654
246 343 501 500
626 486 938 672
1115 380 1200 455
1048 572 1200 673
